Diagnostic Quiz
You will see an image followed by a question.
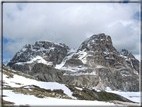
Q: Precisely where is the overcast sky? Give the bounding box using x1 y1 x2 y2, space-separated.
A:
3 2 141 62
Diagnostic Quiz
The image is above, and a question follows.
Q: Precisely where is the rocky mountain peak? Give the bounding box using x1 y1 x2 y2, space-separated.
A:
77 33 117 54
61 34 139 91
73 33 120 67
7 40 70 71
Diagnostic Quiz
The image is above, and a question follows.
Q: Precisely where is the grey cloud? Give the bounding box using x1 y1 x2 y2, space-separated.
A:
3 3 141 60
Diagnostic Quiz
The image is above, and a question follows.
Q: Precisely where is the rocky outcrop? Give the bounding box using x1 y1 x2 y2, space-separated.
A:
67 85 133 102
120 49 140 72
63 67 139 91
64 58 84 67
30 63 64 82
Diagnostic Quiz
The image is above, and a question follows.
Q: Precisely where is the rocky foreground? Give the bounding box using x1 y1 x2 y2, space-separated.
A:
2 65 140 106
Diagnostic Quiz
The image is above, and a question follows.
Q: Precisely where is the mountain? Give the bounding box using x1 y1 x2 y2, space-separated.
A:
60 33 139 91
7 33 140 91
7 41 70 72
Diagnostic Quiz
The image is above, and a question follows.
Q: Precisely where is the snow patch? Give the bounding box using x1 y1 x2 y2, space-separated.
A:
77 50 87 64
15 56 52 66
27 56 47 64
120 54 127 59
96 65 104 68
75 87 83 90
3 71 74 99
105 87 112 91
61 66 87 72
55 50 75 69
64 71 96 76
21 47 27 52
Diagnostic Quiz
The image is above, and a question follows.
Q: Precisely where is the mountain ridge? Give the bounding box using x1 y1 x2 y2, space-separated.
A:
6 33 140 91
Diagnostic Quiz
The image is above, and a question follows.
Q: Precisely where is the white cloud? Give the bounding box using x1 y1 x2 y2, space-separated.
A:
3 3 141 60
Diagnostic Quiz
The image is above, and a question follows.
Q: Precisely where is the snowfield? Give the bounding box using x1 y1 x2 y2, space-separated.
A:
3 70 74 99
3 90 117 106
2 69 141 106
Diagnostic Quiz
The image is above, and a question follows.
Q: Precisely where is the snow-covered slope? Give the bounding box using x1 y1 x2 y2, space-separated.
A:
2 66 141 106
3 90 117 106
3 68 74 99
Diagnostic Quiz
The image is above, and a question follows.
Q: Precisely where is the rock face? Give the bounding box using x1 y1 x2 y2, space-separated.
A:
7 41 69 72
7 33 140 91
30 63 64 82
120 49 140 72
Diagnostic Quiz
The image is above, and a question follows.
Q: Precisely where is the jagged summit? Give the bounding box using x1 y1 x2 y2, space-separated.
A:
69 33 139 70
77 33 118 53
7 40 70 71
